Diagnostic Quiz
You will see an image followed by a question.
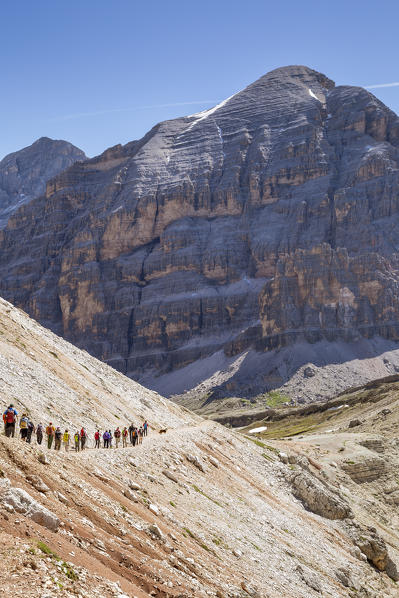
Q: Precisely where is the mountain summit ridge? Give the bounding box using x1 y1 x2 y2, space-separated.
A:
1 65 399 404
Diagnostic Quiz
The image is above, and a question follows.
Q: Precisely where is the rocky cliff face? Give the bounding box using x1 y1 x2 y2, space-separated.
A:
1 65 399 398
0 137 86 226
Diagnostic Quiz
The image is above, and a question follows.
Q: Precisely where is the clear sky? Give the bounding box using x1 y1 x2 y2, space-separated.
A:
1 0 399 160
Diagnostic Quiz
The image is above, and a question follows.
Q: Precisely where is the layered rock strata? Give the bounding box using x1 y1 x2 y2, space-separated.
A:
0 136 86 226
0 66 399 392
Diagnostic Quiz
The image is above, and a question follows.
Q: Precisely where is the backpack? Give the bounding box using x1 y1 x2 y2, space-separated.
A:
6 409 15 424
20 417 28 429
115 429 121 438
55 429 62 439
28 421 34 431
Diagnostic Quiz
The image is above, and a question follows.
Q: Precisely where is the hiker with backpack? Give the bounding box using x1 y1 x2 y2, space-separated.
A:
46 423 55 449
26 420 35 444
63 429 70 451
122 426 128 448
114 427 121 448
3 404 18 438
80 427 87 450
129 423 134 445
132 427 138 447
108 429 113 448
138 426 143 444
19 413 29 441
54 427 62 450
74 431 80 452
36 423 44 445
94 429 100 448
103 430 109 449
143 420 148 436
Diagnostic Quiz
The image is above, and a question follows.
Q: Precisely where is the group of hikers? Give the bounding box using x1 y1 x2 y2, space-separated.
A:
2 403 149 452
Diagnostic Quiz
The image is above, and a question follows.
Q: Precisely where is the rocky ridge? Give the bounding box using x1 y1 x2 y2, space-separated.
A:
0 297 398 596
1 66 399 405
0 136 86 227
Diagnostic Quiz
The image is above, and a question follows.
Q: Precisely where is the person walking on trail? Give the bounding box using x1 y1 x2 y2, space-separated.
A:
122 427 128 448
54 427 62 450
19 414 29 441
138 426 143 445
74 431 80 452
94 430 100 449
129 423 134 445
4 404 18 438
132 427 138 447
63 429 70 452
108 430 113 448
114 427 121 448
46 423 55 449
103 430 109 449
80 428 87 450
36 423 44 445
26 420 35 444
143 420 148 437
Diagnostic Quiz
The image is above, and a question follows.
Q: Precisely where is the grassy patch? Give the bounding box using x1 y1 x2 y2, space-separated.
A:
246 436 267 449
61 562 79 581
262 452 274 462
169 501 176 508
192 484 222 507
183 527 195 539
37 541 59 559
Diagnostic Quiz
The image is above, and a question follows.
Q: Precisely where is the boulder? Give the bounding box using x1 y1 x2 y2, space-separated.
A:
2 485 59 531
148 523 164 540
348 419 362 428
296 564 322 593
128 480 141 491
162 470 179 483
304 366 316 378
26 475 50 493
124 489 139 502
290 470 352 520
348 525 389 571
186 454 205 472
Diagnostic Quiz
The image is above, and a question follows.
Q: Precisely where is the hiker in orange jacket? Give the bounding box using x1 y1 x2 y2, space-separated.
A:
46 423 55 449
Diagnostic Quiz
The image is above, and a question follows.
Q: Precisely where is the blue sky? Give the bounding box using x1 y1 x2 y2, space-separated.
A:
1 0 399 159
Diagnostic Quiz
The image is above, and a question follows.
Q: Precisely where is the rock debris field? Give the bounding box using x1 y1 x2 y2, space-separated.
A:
0 297 398 597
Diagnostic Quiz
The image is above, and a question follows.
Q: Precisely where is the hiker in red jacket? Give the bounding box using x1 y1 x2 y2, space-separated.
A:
80 428 87 450
94 430 100 449
3 405 18 438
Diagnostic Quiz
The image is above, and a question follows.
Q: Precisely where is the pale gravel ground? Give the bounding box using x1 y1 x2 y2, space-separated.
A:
0 296 397 597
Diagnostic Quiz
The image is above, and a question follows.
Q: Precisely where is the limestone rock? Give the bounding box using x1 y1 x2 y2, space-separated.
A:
1 485 59 531
348 419 362 428
123 489 139 502
341 456 386 483
290 470 352 520
296 564 322 593
2 66 399 402
348 526 388 571
0 137 85 227
38 452 50 465
163 470 179 483
26 474 50 493
148 523 164 540
186 454 205 472
128 480 141 491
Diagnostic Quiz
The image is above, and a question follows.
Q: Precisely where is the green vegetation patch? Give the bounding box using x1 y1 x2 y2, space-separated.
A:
192 484 222 507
